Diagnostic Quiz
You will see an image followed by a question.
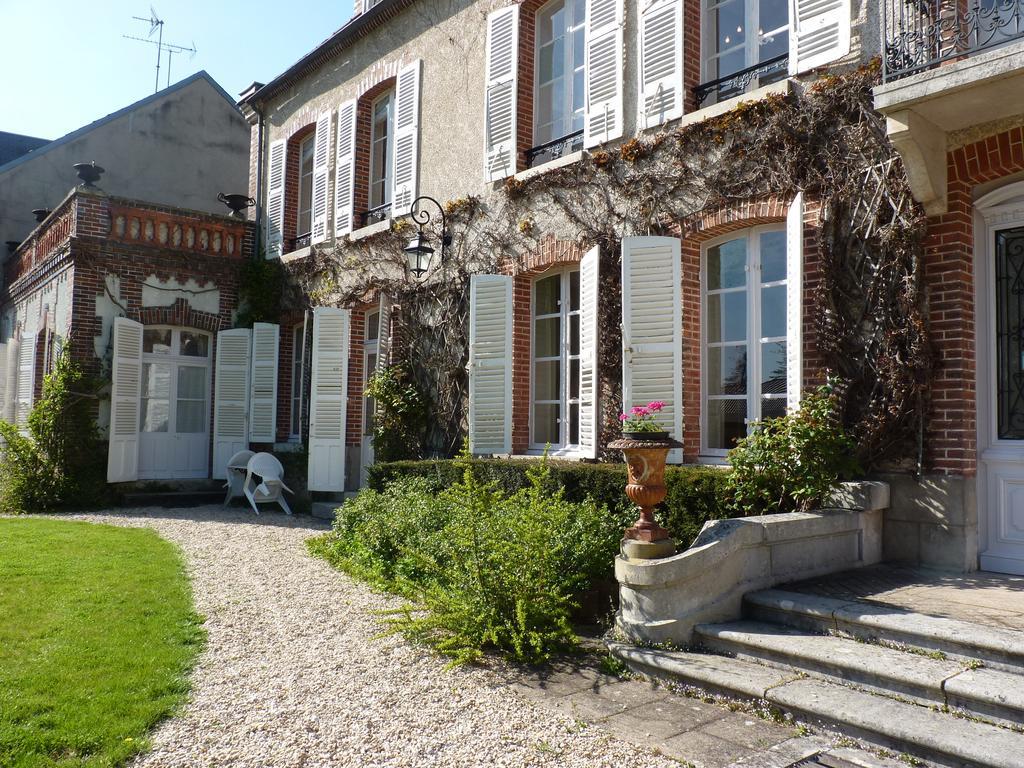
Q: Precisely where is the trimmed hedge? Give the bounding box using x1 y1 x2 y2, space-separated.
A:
368 458 735 547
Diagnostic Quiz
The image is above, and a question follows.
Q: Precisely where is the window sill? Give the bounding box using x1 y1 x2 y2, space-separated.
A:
350 219 391 241
514 150 585 183
281 246 311 263
674 78 792 132
695 455 730 467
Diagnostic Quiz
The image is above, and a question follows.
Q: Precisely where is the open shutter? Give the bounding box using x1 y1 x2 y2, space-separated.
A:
584 0 624 148
3 340 18 423
376 295 393 375
0 343 6 425
212 328 252 480
483 6 518 182
468 275 513 455
107 318 143 482
789 0 851 75
578 247 600 459
249 323 280 442
786 192 804 412
308 307 350 492
391 60 421 217
334 100 358 238
639 0 683 130
310 112 332 244
266 139 286 257
15 331 37 431
621 236 683 463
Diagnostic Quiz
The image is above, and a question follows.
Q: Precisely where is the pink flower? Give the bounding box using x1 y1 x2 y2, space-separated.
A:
618 413 628 421
630 406 649 416
647 400 665 412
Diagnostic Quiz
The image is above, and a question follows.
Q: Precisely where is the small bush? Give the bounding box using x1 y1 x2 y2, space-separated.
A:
0 347 107 513
311 454 627 665
726 384 860 515
364 363 429 461
367 457 733 547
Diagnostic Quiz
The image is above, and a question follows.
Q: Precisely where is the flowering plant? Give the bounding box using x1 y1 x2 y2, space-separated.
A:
619 401 668 433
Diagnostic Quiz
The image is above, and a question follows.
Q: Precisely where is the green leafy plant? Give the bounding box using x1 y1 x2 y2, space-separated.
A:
364 363 429 461
236 255 286 327
725 382 860 516
0 346 107 513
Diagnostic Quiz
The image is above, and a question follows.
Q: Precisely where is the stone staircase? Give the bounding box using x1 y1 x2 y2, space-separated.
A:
610 589 1024 768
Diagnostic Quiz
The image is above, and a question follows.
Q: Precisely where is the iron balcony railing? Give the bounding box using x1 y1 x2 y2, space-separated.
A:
525 129 585 168
694 54 789 107
288 231 312 252
883 0 1024 82
360 202 392 227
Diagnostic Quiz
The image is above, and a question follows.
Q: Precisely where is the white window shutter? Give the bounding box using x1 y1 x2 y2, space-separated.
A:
621 236 683 463
483 6 518 182
3 340 19 423
334 100 358 238
584 0 624 149
107 318 143 482
310 112 332 244
639 0 683 130
376 294 393 375
15 331 37 431
249 323 280 442
308 307 350 492
789 0 851 75
468 274 513 455
266 139 287 257
786 192 804 411
213 328 252 480
0 343 6 424
579 246 600 459
391 59 421 217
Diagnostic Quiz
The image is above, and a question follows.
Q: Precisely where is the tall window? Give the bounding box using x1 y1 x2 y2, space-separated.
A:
703 0 788 101
290 324 304 440
703 226 787 454
534 0 586 147
532 268 581 450
364 310 380 439
296 134 315 236
369 92 393 210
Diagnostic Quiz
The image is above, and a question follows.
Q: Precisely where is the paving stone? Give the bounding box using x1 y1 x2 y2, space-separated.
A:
597 697 727 743
698 712 796 751
554 679 667 721
501 662 621 701
658 729 754 768
723 735 832 767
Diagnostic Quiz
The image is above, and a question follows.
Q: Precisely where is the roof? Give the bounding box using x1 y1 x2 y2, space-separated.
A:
0 71 241 177
241 0 417 109
0 131 50 166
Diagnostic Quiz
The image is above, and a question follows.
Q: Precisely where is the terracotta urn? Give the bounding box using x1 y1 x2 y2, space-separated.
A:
608 436 682 557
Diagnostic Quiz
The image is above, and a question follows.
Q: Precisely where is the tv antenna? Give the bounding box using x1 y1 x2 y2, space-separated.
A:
124 7 197 92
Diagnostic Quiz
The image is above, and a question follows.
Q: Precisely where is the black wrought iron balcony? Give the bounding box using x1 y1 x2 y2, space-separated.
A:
883 0 1024 82
360 202 391 227
525 130 584 169
694 54 789 107
288 231 311 252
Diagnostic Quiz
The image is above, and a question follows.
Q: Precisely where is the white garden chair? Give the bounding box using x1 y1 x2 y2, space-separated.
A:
223 450 255 506
243 452 294 516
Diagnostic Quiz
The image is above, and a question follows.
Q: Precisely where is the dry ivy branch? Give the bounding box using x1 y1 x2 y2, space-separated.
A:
284 62 931 469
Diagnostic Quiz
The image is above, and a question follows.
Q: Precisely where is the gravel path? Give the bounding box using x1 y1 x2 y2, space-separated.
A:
61 507 677 768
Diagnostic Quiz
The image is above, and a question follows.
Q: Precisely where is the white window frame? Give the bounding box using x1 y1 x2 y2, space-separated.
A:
701 0 788 100
139 327 213 439
290 324 304 441
532 0 586 148
700 224 787 458
296 133 316 237
529 266 582 455
369 91 395 211
363 309 380 438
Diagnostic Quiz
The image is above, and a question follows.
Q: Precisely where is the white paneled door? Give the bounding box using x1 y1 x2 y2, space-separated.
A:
137 327 212 480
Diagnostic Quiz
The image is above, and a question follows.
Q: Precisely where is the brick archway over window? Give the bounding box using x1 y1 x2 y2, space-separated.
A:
137 298 224 333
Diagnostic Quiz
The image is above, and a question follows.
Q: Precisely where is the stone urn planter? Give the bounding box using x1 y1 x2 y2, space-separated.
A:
608 435 682 560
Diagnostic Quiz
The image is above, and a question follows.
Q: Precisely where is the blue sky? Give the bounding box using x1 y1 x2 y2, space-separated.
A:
0 0 354 139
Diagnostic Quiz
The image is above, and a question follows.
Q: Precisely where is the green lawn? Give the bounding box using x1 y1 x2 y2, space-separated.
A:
0 518 205 768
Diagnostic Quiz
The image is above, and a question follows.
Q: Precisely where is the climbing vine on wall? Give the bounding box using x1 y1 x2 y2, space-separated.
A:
286 62 932 470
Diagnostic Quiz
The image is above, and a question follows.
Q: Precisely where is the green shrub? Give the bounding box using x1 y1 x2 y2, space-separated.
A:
726 384 860 516
311 454 627 665
0 347 107 514
367 457 733 547
364 363 429 461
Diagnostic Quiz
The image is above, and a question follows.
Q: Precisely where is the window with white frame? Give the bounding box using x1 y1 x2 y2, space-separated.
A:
703 226 787 454
297 134 316 236
290 324 304 440
369 92 394 210
533 0 586 148
702 0 788 102
363 309 380 438
532 268 581 450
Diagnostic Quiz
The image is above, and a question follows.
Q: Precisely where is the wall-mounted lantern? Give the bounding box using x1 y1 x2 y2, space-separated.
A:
403 195 451 280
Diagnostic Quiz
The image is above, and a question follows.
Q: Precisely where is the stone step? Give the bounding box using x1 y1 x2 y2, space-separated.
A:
745 589 1024 674
695 620 1024 727
608 642 1024 768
